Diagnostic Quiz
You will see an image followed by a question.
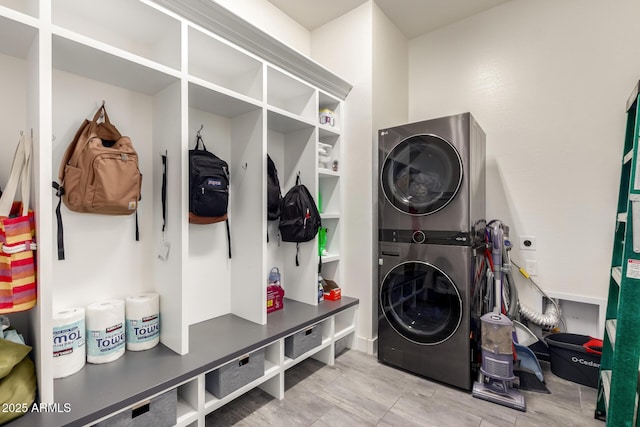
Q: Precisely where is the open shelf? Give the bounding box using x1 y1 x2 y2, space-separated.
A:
319 91 342 131
319 174 341 216
52 0 181 70
188 26 263 101
0 14 37 59
52 34 179 95
267 66 315 121
0 0 38 18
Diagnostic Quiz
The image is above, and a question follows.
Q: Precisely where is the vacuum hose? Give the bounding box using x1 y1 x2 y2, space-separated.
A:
518 301 561 329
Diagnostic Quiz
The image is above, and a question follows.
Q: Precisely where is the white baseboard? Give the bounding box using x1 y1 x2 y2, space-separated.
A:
351 335 377 355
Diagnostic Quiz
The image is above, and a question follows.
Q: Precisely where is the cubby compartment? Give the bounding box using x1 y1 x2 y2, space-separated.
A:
319 217 340 263
0 15 37 59
206 349 265 399
188 26 263 101
186 82 265 327
284 323 322 359
203 341 280 413
0 14 41 399
318 91 342 131
283 318 332 369
52 0 181 70
334 306 357 341
0 19 37 182
267 110 318 306
318 174 340 216
318 131 341 175
175 379 199 427
0 0 37 18
267 66 316 121
51 37 185 357
50 66 177 287
52 35 178 96
320 260 341 287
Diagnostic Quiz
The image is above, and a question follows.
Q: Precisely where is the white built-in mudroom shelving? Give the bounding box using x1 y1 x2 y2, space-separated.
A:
0 0 354 424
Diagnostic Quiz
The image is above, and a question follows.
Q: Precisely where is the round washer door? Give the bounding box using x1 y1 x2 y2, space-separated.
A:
380 261 462 345
381 134 462 215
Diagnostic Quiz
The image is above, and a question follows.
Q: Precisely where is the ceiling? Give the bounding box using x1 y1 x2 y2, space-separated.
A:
266 0 511 39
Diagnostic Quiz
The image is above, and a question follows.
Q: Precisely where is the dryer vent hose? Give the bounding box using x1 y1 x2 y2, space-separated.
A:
518 301 561 329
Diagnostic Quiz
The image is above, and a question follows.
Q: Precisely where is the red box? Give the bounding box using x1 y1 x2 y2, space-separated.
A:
324 288 341 301
267 285 284 313
322 279 341 301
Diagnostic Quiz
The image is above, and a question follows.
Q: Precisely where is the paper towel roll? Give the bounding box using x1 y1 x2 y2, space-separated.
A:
125 293 160 351
52 308 86 378
86 299 125 364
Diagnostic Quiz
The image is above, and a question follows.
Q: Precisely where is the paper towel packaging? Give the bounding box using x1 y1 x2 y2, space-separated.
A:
52 308 86 378
86 299 126 364
125 293 160 351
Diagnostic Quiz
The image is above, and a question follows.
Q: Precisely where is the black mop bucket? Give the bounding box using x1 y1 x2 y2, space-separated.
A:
545 333 602 388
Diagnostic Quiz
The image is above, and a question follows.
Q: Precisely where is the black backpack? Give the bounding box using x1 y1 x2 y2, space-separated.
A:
189 132 231 257
279 173 321 266
267 154 282 220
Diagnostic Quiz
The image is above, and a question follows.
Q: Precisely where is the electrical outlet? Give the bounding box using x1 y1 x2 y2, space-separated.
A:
519 236 537 250
526 260 538 276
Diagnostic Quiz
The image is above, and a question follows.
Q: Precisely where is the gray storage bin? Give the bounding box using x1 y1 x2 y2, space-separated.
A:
206 348 265 398
285 324 322 359
94 388 177 427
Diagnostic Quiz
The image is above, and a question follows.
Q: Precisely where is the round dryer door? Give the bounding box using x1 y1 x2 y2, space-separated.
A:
380 261 462 345
381 134 462 215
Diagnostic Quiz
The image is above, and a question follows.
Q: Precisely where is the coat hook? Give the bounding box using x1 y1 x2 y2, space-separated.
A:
99 100 106 120
196 124 204 138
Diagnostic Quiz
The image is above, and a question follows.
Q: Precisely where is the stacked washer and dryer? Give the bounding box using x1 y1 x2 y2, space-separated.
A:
377 113 487 390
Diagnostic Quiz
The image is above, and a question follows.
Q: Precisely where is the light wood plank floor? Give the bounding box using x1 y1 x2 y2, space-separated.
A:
205 349 602 426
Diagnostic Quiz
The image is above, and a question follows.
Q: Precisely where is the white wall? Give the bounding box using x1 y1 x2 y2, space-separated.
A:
311 2 375 351
0 53 27 188
371 2 408 339
311 1 409 351
372 3 408 132
212 0 311 55
408 0 640 325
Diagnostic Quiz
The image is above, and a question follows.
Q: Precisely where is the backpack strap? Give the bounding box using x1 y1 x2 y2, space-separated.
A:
226 218 231 259
194 133 207 151
135 210 139 241
161 151 167 233
53 119 87 261
52 182 65 260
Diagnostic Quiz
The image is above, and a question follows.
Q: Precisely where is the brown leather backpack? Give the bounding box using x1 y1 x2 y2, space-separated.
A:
53 104 142 260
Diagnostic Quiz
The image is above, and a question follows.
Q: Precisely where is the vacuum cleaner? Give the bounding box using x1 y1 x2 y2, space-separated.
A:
472 221 526 411
473 312 526 411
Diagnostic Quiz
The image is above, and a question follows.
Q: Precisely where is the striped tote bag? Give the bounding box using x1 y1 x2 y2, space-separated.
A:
0 133 37 314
